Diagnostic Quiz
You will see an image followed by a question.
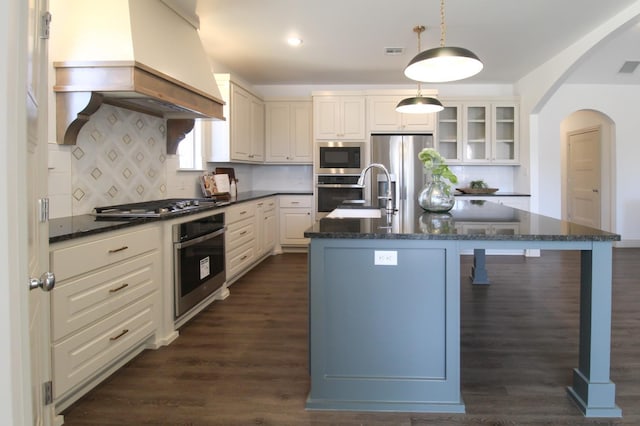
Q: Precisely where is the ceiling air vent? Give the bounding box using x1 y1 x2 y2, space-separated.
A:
385 47 404 56
618 61 640 74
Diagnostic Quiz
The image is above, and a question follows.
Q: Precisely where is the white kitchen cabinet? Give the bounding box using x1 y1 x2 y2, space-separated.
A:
208 74 265 163
49 225 161 408
438 99 519 164
463 103 491 162
459 195 530 210
368 95 436 132
279 195 313 247
313 95 366 140
436 104 463 162
225 202 257 282
265 101 312 163
256 197 277 257
250 96 265 162
491 103 519 164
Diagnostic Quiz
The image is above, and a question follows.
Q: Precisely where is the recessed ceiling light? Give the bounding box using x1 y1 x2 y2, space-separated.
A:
287 37 303 47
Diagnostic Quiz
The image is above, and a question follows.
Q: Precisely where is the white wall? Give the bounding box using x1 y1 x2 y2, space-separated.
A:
537 84 640 243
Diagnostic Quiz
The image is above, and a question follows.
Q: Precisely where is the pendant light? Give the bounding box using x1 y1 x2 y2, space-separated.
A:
396 26 444 114
404 0 483 83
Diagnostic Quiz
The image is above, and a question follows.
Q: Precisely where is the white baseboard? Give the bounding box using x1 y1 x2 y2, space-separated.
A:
615 240 640 248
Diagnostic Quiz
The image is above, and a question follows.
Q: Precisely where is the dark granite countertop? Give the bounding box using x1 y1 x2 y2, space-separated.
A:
305 200 620 242
454 192 530 197
50 190 312 244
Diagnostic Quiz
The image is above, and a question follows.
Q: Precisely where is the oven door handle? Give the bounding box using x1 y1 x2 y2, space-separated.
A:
316 184 364 188
174 227 225 249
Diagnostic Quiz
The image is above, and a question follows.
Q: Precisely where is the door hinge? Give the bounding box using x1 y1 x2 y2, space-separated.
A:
38 198 49 222
40 11 52 40
43 381 53 405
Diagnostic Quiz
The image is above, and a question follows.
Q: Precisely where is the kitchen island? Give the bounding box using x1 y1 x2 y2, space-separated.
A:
304 200 621 417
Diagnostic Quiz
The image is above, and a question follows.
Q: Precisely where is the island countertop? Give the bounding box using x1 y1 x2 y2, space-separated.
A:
305 200 620 242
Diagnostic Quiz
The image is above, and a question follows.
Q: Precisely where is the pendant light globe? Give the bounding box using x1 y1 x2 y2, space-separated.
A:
404 46 483 83
404 0 483 83
395 96 444 114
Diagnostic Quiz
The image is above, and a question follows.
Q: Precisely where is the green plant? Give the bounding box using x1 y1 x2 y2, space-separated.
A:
418 148 458 185
470 180 488 189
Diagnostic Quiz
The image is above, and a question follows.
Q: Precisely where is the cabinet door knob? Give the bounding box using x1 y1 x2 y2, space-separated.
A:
29 271 55 292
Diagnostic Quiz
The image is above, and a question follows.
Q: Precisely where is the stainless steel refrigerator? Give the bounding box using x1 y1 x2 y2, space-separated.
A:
369 134 434 230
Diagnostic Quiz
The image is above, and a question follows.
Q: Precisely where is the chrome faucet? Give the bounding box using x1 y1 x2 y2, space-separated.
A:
358 163 395 215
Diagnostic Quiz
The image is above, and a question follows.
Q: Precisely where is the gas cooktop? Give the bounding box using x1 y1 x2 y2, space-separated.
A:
94 198 227 218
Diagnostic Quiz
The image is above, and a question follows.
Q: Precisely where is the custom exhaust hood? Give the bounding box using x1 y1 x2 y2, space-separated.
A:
51 0 225 154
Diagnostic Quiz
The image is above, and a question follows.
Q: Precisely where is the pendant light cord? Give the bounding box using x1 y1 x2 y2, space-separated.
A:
413 25 426 96
440 0 446 47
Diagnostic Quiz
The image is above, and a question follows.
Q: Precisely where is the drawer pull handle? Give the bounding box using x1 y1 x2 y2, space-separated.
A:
108 246 129 254
240 255 248 260
109 283 129 293
291 201 300 204
109 329 129 341
239 230 247 235
240 210 247 215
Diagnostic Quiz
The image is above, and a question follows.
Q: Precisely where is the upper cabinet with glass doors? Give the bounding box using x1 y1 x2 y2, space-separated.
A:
436 99 519 165
436 104 462 162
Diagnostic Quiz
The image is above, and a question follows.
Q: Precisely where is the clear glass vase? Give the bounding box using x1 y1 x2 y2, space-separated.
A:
418 176 455 212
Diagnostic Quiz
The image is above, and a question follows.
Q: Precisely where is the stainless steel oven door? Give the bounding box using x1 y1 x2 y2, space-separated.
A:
173 226 225 320
316 183 364 217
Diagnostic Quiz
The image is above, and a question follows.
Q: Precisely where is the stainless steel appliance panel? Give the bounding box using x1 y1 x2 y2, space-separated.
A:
315 141 365 174
315 174 363 217
173 212 226 320
370 134 433 230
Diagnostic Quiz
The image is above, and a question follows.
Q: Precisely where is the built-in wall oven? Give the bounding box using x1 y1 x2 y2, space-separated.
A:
315 174 364 218
314 141 364 174
173 212 225 321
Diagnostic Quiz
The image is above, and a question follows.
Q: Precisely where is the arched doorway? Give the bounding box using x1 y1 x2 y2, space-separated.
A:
561 110 615 232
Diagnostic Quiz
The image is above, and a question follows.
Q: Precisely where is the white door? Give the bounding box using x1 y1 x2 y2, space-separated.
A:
567 128 601 228
27 0 54 424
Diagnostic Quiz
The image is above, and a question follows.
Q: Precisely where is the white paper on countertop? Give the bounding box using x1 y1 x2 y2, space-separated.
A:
213 174 230 194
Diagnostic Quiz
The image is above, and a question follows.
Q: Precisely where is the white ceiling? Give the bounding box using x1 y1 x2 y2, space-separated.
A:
194 0 640 86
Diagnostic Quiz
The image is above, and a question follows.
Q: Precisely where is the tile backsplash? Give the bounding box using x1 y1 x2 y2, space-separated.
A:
49 104 169 217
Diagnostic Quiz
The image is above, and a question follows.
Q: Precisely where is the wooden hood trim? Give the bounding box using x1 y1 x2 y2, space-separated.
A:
54 61 225 154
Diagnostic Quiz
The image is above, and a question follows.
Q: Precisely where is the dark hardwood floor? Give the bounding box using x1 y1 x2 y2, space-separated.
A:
61 249 640 425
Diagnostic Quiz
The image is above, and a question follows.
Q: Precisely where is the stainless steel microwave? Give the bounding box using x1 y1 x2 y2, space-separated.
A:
314 141 365 174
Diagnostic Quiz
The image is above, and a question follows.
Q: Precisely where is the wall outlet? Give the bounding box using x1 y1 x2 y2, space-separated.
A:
374 250 397 266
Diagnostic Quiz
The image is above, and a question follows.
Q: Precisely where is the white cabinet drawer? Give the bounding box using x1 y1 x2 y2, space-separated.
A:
255 197 276 212
226 203 256 225
226 219 255 251
279 195 311 208
227 242 256 279
51 251 159 341
51 227 160 281
53 294 156 398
